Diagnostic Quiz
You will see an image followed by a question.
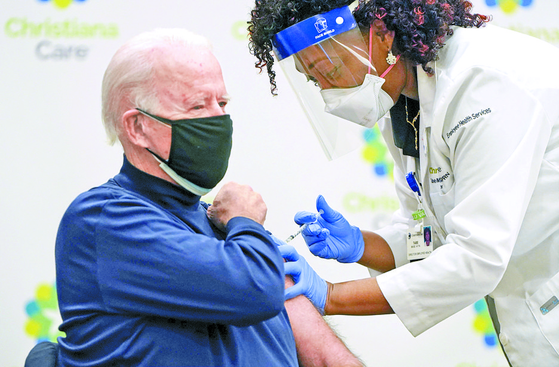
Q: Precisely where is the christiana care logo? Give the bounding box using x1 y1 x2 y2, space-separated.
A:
485 0 533 14
37 0 87 10
4 0 119 61
25 283 65 343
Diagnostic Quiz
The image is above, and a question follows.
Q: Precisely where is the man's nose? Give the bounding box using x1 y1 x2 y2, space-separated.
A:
207 101 226 116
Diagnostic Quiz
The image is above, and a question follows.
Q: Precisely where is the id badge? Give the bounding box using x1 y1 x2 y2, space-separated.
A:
407 225 433 261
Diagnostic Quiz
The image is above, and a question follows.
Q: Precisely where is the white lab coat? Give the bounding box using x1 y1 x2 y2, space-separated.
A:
374 25 559 366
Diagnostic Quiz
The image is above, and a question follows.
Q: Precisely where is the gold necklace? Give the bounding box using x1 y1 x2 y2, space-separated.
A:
405 98 420 151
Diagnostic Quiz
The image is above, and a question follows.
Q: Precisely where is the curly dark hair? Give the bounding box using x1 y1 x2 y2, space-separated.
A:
248 0 490 95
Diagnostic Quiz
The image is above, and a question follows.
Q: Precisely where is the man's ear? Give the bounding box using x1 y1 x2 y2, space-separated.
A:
121 109 150 148
370 19 395 50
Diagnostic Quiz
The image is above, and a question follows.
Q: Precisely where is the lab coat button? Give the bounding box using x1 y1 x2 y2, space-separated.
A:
499 332 509 347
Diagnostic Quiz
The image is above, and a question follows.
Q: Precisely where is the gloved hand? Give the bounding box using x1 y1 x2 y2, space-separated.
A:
294 195 364 263
279 244 327 314
269 233 285 247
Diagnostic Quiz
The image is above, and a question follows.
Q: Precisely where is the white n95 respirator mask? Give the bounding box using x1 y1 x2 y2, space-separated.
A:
320 74 395 128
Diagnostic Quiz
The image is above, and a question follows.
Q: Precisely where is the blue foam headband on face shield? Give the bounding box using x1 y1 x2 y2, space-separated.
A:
272 6 357 60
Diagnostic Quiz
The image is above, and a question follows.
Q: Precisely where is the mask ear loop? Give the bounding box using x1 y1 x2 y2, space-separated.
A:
368 25 400 78
368 25 373 75
380 54 400 78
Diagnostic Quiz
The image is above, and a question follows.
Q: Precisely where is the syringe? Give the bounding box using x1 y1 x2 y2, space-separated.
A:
284 210 323 243
285 223 309 243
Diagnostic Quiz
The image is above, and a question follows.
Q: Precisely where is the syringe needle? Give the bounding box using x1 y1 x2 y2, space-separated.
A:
285 223 309 243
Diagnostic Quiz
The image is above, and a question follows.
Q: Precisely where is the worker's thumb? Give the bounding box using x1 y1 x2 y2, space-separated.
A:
316 195 342 224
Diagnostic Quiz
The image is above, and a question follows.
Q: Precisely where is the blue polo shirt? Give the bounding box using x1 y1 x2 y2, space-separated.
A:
55 156 298 366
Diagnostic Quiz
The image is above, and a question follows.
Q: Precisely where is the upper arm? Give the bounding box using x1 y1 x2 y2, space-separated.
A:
95 199 285 326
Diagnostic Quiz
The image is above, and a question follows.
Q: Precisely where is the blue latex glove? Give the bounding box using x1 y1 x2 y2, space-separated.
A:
269 233 285 247
294 195 364 263
279 244 327 314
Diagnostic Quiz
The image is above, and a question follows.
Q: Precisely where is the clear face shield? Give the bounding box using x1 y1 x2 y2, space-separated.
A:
272 6 396 160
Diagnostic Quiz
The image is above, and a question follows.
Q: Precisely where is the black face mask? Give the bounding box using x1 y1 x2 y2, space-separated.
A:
136 108 233 195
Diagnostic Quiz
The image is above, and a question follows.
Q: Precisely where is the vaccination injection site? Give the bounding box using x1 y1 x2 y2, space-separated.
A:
4 0 559 366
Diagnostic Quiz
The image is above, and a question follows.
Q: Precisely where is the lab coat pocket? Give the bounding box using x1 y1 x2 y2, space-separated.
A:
428 183 455 228
526 272 559 354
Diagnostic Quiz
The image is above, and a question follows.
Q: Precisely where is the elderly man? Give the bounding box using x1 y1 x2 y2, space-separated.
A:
54 28 362 366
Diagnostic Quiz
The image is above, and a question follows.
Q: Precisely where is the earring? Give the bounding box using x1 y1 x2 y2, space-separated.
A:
386 50 397 65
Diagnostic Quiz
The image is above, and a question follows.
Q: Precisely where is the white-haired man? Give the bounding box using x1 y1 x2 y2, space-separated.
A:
54 29 362 366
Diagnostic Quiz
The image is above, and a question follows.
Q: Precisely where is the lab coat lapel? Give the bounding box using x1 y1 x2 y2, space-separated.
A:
417 66 436 189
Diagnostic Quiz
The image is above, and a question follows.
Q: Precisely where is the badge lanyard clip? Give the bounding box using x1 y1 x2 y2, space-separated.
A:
406 171 432 261
406 172 426 221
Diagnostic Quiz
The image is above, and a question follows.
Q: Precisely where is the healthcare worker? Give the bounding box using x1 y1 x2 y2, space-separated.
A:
248 1 559 366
